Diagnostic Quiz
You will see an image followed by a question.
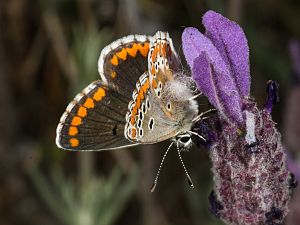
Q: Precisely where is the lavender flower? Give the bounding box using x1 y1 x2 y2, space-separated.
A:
284 39 300 225
183 10 294 225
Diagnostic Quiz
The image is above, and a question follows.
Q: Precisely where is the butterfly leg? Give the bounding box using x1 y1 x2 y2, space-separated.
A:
199 116 209 121
188 92 203 101
188 130 206 142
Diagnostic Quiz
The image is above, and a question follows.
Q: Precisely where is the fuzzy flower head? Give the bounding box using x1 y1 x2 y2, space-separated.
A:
183 10 295 225
183 10 250 125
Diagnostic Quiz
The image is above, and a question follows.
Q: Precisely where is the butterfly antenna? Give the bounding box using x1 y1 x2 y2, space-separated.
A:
176 143 194 189
150 142 174 192
192 108 217 123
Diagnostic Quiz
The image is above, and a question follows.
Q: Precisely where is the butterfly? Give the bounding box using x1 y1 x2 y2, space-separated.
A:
56 31 213 191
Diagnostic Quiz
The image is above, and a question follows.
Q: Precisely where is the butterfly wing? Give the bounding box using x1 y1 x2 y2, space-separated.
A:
147 31 191 121
123 73 184 143
147 31 180 91
56 34 152 151
56 81 139 150
124 32 198 143
56 32 197 150
98 34 152 96
124 71 198 144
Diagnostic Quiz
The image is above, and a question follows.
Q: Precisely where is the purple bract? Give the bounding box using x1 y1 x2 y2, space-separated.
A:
182 10 250 125
183 10 294 225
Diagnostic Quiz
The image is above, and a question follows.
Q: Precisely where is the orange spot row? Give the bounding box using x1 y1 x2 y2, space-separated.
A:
77 106 87 117
71 116 82 126
151 42 168 62
130 78 150 126
138 89 144 101
69 138 79 147
139 43 150 57
136 98 141 110
69 126 78 136
116 48 127 60
68 86 106 146
111 71 116 79
152 79 158 89
131 128 136 138
110 55 118 66
70 95 97 131
83 98 94 109
93 87 106 101
126 43 139 57
151 66 155 75
111 42 150 67
151 46 159 61
142 79 150 93
161 43 167 57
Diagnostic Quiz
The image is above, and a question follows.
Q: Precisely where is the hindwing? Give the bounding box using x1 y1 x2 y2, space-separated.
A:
56 81 138 150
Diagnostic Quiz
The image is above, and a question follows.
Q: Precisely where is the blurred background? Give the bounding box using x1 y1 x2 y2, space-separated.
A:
0 0 300 224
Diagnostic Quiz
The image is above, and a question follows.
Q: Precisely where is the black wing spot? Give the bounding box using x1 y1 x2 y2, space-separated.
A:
158 82 162 89
142 103 146 113
112 125 117 136
137 119 142 128
139 128 143 136
146 98 151 109
139 110 144 119
149 118 154 130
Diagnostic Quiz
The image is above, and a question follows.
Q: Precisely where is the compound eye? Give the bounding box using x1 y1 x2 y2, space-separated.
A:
180 136 191 143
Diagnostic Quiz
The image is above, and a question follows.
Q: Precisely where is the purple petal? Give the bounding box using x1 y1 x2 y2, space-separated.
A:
191 53 218 108
193 53 243 124
264 80 280 113
182 27 243 124
203 10 251 97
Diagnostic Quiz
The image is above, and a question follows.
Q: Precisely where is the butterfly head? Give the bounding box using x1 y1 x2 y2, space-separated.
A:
160 77 199 126
174 132 193 150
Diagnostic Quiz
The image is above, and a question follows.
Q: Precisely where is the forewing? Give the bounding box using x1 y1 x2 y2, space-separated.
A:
122 33 198 144
98 34 152 97
148 31 180 92
147 31 187 121
56 81 138 151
